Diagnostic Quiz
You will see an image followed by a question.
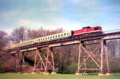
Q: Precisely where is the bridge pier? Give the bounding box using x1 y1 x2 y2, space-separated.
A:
75 38 111 76
33 46 56 74
14 50 26 72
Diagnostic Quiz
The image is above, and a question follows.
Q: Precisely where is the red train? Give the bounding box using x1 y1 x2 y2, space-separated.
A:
73 26 102 35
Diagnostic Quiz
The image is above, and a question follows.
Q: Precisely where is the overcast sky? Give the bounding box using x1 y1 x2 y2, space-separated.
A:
0 0 120 34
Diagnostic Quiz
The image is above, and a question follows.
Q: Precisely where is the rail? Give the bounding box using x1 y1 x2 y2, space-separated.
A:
103 29 120 34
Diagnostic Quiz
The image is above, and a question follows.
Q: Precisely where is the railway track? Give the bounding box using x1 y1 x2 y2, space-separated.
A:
8 31 120 52
9 32 102 51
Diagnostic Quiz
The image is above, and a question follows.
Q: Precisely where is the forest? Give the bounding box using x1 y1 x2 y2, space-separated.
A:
0 26 120 73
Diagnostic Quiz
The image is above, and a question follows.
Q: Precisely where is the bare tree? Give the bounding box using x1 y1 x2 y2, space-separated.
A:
27 27 64 40
118 39 120 57
107 40 119 57
115 39 120 57
10 26 27 44
27 29 40 40
0 31 9 51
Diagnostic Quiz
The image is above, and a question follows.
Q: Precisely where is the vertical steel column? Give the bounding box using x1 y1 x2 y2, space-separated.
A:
15 52 17 72
19 51 22 70
50 47 55 71
50 47 57 74
75 41 82 75
100 38 104 73
84 56 87 73
44 47 49 72
78 41 81 71
104 40 110 73
33 48 37 71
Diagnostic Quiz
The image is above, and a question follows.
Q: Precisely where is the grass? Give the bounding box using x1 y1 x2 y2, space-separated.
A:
0 73 120 79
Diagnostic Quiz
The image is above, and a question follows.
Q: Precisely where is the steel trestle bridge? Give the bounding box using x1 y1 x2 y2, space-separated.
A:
7 31 120 76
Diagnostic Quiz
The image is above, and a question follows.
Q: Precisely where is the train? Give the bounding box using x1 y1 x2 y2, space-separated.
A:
4 26 102 50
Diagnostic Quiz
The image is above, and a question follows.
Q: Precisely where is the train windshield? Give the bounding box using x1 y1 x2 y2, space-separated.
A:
94 27 98 30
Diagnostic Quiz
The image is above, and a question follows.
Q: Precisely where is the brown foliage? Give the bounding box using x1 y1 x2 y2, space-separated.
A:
0 31 9 50
0 51 16 72
107 39 120 57
27 27 64 40
10 26 27 44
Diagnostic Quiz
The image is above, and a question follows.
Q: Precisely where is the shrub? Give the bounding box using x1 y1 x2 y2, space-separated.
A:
0 65 6 73
109 57 120 72
66 63 78 74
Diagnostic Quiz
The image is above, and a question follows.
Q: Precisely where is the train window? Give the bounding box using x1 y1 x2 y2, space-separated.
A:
61 34 63 36
53 36 54 38
46 37 47 40
50 36 52 39
56 35 57 37
94 27 98 30
58 35 60 37
64 33 66 36
67 33 69 35
48 37 49 39
41 39 42 41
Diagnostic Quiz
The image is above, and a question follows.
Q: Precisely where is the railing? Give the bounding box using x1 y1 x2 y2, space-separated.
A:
103 29 120 34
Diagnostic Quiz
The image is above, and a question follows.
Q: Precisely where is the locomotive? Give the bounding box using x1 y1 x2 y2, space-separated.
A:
74 26 102 35
4 26 102 50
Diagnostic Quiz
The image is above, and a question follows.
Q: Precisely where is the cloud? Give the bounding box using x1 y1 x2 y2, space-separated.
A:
43 6 58 11
16 18 84 32
104 5 120 12
69 0 99 11
17 19 44 29
42 0 63 11
2 28 13 35
101 23 120 32
1 0 120 35
0 11 19 21
44 19 85 31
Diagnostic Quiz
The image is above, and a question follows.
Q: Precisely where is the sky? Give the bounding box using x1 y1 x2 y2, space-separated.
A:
0 0 120 34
